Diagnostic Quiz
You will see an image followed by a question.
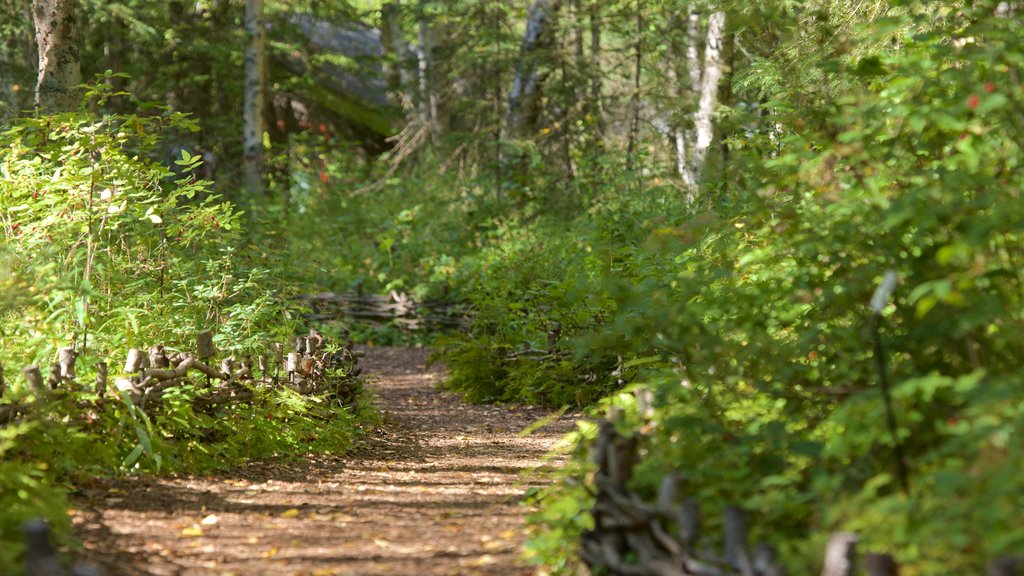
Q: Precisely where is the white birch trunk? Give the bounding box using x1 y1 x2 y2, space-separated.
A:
32 0 81 113
243 0 266 196
685 12 701 94
690 10 725 189
503 0 558 140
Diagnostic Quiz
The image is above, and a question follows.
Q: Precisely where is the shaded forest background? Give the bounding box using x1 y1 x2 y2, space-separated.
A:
1 0 1023 574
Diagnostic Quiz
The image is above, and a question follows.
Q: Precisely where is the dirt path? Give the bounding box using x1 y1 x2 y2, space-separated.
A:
72 346 576 575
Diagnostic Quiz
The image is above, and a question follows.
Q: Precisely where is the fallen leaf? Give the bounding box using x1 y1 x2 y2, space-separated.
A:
259 547 279 558
280 508 301 518
180 526 204 538
200 514 219 526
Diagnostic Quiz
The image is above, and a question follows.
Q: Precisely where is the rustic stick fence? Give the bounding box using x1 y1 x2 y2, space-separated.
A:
584 418 1021 576
301 290 464 331
0 328 363 427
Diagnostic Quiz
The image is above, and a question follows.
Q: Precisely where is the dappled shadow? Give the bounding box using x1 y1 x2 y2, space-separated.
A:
73 345 576 575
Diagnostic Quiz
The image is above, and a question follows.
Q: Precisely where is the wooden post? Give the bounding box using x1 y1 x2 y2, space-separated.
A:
148 345 169 368
286 352 300 383
197 330 215 360
23 365 44 391
0 363 5 399
273 342 284 386
822 532 858 576
124 349 147 374
47 363 61 389
95 361 107 399
864 553 899 576
57 346 77 381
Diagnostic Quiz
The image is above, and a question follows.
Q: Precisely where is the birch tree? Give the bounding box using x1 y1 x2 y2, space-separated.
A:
503 0 560 141
666 8 727 204
32 0 81 113
690 10 726 187
243 0 266 195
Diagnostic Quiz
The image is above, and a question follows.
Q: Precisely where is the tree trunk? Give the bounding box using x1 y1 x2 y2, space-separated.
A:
381 1 417 112
665 9 697 190
415 0 442 140
625 1 642 172
689 10 726 188
32 0 81 113
243 0 266 196
588 0 602 127
503 0 560 140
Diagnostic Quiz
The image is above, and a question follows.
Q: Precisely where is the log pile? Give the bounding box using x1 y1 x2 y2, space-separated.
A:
302 290 464 331
0 328 363 426
584 419 1020 576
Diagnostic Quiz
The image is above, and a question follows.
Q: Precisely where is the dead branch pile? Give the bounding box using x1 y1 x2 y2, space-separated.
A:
0 328 363 426
584 419 1020 576
302 290 464 331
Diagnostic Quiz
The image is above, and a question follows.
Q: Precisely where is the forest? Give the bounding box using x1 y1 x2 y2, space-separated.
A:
1 0 1023 574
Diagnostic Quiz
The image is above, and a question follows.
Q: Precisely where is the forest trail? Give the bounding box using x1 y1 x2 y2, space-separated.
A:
72 346 575 575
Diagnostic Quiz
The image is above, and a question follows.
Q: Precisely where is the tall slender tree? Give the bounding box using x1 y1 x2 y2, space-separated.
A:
32 0 81 113
243 0 266 195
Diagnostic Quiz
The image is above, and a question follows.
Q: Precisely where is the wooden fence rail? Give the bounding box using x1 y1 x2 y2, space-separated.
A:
300 291 465 331
0 328 363 427
585 418 1020 576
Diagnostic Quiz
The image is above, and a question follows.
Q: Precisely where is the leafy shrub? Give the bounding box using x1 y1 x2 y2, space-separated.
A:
0 88 373 565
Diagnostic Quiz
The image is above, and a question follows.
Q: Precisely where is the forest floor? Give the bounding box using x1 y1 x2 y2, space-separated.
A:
71 346 577 575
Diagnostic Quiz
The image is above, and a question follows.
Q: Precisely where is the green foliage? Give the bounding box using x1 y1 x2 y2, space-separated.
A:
516 3 1024 574
0 95 373 566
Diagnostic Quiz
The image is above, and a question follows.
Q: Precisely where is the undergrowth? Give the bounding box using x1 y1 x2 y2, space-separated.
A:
0 88 375 570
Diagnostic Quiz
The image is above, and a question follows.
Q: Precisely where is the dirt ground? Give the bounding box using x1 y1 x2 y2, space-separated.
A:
72 346 577 575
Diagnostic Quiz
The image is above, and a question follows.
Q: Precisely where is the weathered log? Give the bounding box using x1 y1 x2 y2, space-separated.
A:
58 346 77 380
190 358 227 380
221 356 235 376
143 357 197 381
822 532 858 576
115 376 137 393
139 377 185 410
148 345 169 368
95 361 107 398
124 348 147 374
197 330 215 360
47 363 61 389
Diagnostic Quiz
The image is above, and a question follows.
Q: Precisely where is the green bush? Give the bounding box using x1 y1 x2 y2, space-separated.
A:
0 88 373 566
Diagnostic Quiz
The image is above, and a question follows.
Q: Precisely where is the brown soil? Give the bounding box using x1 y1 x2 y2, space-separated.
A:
72 346 577 576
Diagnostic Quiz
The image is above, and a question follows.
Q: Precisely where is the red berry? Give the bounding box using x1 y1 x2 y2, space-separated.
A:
319 170 329 186
984 82 996 93
318 123 328 134
967 94 981 109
